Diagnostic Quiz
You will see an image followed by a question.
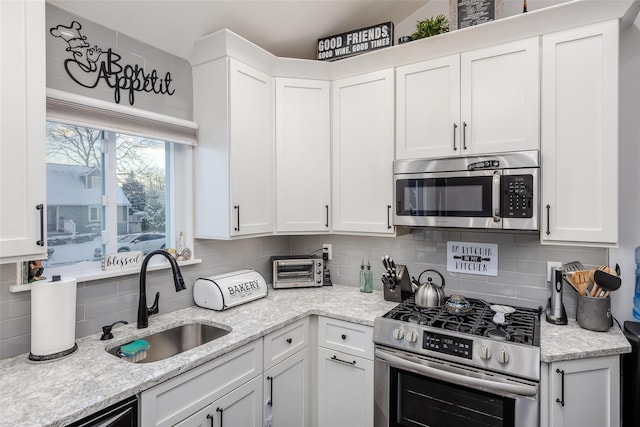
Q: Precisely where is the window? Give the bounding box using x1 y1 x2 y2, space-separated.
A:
88 206 100 222
44 120 181 271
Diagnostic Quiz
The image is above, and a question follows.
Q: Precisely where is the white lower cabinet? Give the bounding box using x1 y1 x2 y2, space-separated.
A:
540 355 620 427
263 318 311 427
175 375 263 427
264 346 312 427
140 341 263 427
317 317 374 427
317 347 374 427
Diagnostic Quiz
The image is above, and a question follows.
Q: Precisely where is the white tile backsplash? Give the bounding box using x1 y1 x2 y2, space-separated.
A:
0 230 606 359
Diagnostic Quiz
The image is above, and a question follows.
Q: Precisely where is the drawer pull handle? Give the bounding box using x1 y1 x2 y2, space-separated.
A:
286 338 292 344
206 413 214 427
341 334 347 340
453 123 458 151
216 407 224 427
331 355 356 366
267 376 273 406
325 204 329 228
36 204 45 246
555 369 565 407
545 204 551 235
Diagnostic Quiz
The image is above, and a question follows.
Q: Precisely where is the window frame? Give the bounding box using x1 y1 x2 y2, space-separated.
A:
42 90 199 282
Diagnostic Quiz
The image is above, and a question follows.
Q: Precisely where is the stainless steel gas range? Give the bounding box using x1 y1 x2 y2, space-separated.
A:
373 297 542 427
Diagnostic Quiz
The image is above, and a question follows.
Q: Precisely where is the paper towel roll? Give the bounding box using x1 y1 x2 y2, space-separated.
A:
29 278 78 361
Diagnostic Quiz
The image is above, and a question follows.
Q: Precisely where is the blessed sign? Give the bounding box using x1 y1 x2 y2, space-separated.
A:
447 241 498 276
102 251 143 271
317 22 394 61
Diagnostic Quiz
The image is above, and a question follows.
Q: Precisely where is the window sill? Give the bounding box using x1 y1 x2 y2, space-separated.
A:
10 258 202 292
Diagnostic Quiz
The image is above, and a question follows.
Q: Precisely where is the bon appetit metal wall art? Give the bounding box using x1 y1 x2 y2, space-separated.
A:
49 21 175 106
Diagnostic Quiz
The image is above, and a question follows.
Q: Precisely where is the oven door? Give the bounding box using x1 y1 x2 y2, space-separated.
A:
394 169 502 229
374 347 538 427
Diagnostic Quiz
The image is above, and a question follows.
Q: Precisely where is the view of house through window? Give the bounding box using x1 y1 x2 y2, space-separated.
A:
44 121 170 268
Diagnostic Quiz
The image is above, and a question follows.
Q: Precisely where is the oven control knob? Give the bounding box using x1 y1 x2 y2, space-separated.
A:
405 330 418 343
480 345 492 360
497 349 510 364
392 328 405 340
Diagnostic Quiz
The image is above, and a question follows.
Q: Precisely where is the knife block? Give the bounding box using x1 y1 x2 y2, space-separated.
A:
383 264 412 302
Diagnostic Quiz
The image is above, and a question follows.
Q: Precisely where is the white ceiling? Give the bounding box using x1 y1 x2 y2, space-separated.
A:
48 0 430 61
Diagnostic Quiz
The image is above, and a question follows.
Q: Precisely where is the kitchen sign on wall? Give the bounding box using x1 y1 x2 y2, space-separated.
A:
49 20 176 106
317 22 394 61
447 241 498 276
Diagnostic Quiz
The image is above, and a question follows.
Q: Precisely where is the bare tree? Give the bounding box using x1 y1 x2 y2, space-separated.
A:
46 122 102 166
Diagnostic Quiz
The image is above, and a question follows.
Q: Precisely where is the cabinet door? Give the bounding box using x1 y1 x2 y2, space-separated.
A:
317 347 374 427
264 347 311 427
175 376 263 427
229 59 275 236
396 54 461 159
541 21 618 246
547 356 620 427
461 37 539 155
332 69 395 234
0 0 47 263
275 78 331 232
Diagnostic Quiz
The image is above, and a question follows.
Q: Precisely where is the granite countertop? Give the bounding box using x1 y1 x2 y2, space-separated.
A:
0 285 397 427
540 318 632 362
0 285 632 426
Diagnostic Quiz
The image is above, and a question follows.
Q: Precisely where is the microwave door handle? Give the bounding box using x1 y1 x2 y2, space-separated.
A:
375 348 537 397
492 172 501 223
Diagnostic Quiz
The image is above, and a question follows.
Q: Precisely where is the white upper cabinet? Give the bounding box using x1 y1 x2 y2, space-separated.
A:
461 37 540 155
396 38 539 159
332 69 395 234
193 58 275 239
275 78 331 233
0 0 47 263
540 20 618 246
396 54 461 159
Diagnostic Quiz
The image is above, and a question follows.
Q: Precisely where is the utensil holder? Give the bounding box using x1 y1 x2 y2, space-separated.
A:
576 294 613 332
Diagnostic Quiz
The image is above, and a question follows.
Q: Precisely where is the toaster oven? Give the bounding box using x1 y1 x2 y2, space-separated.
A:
271 255 324 289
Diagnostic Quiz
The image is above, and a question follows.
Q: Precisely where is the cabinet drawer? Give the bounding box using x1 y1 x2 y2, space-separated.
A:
318 317 373 360
264 317 309 370
140 340 263 427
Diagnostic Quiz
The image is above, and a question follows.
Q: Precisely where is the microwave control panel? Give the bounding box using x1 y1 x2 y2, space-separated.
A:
501 175 534 218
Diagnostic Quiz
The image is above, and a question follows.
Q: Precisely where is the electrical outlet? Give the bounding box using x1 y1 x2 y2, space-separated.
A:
322 243 332 261
547 261 563 282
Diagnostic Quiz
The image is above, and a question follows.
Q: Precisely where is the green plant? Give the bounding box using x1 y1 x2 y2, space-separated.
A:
412 14 450 40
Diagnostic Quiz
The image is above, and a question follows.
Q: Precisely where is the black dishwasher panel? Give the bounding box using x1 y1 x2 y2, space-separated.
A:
623 321 640 427
68 395 137 427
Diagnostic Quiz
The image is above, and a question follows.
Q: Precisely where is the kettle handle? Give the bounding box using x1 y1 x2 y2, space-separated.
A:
417 269 446 289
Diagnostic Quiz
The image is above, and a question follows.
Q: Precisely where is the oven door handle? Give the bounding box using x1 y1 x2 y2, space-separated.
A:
375 348 538 397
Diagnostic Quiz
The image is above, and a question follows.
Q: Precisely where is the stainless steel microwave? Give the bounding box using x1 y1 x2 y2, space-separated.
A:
393 151 540 231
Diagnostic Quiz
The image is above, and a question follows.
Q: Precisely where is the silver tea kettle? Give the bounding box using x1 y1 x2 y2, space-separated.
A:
411 269 446 308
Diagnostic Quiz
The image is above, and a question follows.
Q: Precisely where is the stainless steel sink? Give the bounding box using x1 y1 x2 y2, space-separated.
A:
107 323 231 363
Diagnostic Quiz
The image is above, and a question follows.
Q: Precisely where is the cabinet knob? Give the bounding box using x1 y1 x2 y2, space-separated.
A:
341 334 347 340
286 338 292 344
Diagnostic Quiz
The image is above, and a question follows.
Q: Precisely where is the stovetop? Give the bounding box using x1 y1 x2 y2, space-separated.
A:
382 298 541 346
373 297 542 381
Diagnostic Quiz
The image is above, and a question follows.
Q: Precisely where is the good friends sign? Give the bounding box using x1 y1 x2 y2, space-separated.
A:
317 22 394 61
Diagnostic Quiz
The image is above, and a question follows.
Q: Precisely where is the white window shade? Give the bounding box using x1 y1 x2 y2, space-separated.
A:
46 88 198 145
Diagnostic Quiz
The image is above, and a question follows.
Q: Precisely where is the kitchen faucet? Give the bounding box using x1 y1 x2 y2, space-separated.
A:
137 250 186 329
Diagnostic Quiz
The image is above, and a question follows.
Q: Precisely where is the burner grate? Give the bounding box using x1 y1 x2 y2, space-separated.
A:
383 298 539 345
